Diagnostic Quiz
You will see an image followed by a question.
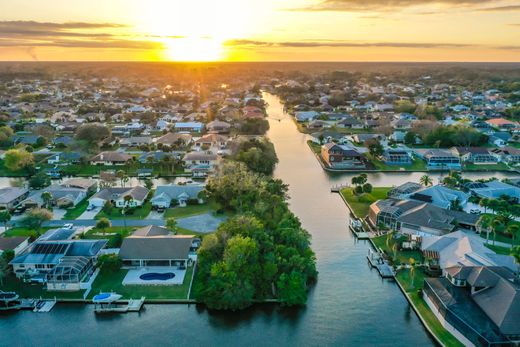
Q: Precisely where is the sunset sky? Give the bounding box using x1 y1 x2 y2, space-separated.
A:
0 0 519 62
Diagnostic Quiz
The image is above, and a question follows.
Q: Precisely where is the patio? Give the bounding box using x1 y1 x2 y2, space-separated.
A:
122 267 186 286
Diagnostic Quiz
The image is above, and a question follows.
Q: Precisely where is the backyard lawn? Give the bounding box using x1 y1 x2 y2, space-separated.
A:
371 233 424 265
368 154 427 171
95 201 153 220
0 273 85 299
340 187 391 218
306 140 321 154
462 162 510 171
485 244 512 255
88 266 194 300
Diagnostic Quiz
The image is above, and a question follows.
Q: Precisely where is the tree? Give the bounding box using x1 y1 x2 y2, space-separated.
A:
96 217 111 235
479 198 490 213
420 175 432 186
41 191 53 209
409 258 416 290
116 170 125 187
507 224 520 245
235 138 278 175
143 179 154 191
367 140 384 157
1 249 15 263
404 131 417 145
362 183 373 194
511 246 520 274
28 171 51 189
277 271 307 306
4 148 34 171
0 211 11 232
0 255 10 286
166 217 178 233
75 123 111 143
97 254 122 272
21 208 53 236
491 218 504 246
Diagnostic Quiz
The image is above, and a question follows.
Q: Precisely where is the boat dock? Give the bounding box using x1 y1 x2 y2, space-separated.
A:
349 219 370 239
93 296 145 314
33 298 57 313
367 249 395 279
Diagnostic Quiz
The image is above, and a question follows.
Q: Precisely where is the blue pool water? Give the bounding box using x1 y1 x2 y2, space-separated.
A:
139 273 175 281
92 293 111 301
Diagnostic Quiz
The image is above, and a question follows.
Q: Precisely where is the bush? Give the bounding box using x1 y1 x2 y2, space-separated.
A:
97 254 122 272
107 233 123 248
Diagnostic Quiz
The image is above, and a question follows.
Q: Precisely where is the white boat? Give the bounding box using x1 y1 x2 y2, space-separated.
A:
92 292 122 303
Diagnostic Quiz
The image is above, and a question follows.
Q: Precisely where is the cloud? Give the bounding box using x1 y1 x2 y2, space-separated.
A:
475 4 520 11
225 39 475 48
291 0 502 12
0 20 163 50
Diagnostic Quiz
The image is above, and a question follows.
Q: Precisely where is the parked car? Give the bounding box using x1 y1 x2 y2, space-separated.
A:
63 223 74 229
469 209 481 214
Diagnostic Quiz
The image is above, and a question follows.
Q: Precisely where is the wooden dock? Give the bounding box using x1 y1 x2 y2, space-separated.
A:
33 299 57 313
94 297 145 314
367 249 395 279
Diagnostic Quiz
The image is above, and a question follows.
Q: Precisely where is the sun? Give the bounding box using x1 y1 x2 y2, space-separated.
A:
135 0 252 61
163 37 223 62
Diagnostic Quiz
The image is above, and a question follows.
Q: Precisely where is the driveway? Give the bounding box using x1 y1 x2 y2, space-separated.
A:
147 210 165 220
177 213 226 233
77 206 102 220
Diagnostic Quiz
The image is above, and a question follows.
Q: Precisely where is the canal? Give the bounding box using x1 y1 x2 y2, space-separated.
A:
1 93 516 346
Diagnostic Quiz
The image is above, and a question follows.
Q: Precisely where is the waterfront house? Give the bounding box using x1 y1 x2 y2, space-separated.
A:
490 147 520 164
119 226 195 268
388 182 423 199
368 199 478 236
10 228 107 290
60 178 97 194
320 143 366 169
0 187 29 211
88 186 149 209
382 149 412 165
485 118 518 130
464 180 520 202
421 230 517 272
294 111 319 122
151 184 205 209
90 151 132 166
423 266 520 346
417 149 461 170
450 147 497 165
22 185 87 208
408 185 470 210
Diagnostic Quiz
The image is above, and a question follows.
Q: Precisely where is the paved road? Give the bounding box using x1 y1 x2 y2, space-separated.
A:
43 219 166 227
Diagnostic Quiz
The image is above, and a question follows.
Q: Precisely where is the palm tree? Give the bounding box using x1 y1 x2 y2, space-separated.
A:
166 217 178 234
116 170 125 187
479 198 489 213
507 224 520 246
511 246 520 276
409 258 416 290
420 175 432 186
477 215 492 244
41 191 53 209
491 218 504 246
0 211 11 233
95 217 111 235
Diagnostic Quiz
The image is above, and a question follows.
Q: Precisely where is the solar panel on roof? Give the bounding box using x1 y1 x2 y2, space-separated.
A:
32 243 68 255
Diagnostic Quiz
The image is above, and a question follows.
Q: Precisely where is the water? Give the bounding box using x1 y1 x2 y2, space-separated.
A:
1 93 515 346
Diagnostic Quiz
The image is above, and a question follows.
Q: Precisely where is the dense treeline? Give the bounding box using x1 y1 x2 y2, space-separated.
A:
193 161 317 310
235 138 278 175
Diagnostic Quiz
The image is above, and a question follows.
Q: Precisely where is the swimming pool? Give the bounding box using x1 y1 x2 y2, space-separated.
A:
139 273 176 281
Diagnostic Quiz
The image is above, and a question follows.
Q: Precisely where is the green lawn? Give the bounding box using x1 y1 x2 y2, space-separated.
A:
62 198 89 220
462 162 510 171
409 291 465 347
95 201 152 220
88 266 194 300
340 187 391 218
306 140 321 154
368 154 427 171
372 234 424 265
485 244 512 255
0 273 85 299
3 227 53 239
83 226 136 247
164 201 220 219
